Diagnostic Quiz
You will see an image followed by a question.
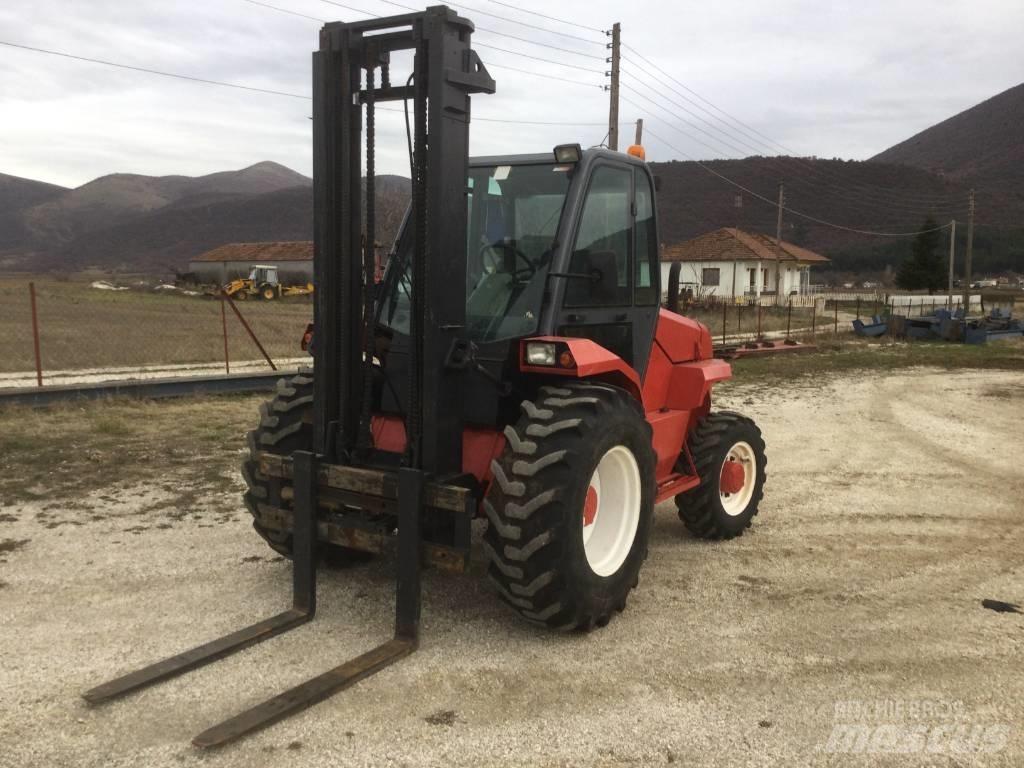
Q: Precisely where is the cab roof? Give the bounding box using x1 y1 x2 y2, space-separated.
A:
469 148 648 169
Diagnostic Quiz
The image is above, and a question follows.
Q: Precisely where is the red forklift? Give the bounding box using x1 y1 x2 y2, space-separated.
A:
84 5 766 747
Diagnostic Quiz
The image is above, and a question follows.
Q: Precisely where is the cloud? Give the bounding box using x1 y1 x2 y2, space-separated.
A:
0 0 1020 187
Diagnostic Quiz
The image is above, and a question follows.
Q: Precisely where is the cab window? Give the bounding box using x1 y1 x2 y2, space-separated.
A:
634 171 658 305
565 165 632 307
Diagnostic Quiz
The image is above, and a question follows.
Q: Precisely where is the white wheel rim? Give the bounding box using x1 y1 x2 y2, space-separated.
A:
720 441 757 516
582 445 641 577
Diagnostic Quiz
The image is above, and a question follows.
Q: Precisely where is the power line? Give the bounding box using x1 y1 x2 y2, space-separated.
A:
487 62 602 89
242 1 607 83
472 42 604 74
0 39 311 99
642 123 953 238
479 0 607 34
621 74 965 219
241 0 326 22
472 27 604 61
315 0 605 60
621 43 960 208
1 37 607 126
437 0 605 46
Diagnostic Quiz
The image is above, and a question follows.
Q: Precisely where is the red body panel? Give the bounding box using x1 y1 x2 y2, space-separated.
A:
372 416 506 482
520 336 642 399
370 308 728 510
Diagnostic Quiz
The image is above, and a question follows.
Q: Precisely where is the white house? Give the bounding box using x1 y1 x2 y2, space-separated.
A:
661 227 830 300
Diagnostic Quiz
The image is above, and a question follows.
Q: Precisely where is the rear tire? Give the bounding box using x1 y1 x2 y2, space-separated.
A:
675 411 766 540
242 369 365 562
482 383 656 631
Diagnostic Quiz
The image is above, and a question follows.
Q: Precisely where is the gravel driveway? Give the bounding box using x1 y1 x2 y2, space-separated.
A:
1 368 1022 767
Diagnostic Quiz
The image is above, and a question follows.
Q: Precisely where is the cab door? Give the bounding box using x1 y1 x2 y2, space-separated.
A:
555 162 660 378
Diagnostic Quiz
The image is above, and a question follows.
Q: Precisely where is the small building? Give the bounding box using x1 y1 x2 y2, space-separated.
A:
661 227 830 299
188 241 313 285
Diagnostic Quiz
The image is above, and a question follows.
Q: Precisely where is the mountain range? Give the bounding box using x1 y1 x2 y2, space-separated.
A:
1 82 1021 276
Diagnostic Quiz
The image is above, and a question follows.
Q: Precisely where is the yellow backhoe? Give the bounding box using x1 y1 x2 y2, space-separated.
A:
222 265 314 300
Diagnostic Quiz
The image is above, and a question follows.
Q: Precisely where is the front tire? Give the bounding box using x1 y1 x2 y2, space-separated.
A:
241 370 365 562
482 383 656 630
676 411 766 540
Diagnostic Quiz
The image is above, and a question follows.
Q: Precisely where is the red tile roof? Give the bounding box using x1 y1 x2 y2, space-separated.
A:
191 241 313 263
662 228 830 264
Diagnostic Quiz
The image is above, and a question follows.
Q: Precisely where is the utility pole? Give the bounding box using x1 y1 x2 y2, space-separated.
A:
606 22 621 151
946 219 956 308
962 190 974 313
634 118 643 146
775 182 785 298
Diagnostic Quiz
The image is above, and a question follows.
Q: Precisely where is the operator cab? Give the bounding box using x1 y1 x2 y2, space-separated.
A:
250 265 279 285
378 145 660 427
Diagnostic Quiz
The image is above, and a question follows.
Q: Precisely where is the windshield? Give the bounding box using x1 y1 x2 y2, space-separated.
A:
382 162 570 342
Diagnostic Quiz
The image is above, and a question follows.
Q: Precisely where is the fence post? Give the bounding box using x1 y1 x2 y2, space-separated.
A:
29 282 43 387
811 299 817 338
220 293 231 375
856 297 861 320
757 302 763 341
737 304 742 340
721 301 727 347
833 300 838 336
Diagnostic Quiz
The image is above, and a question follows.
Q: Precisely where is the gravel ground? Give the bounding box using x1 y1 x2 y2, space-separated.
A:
1 368 1022 767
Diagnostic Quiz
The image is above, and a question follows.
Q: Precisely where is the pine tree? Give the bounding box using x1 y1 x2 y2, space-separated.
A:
896 216 944 292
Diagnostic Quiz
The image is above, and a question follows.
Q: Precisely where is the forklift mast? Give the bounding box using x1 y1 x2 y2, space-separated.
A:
313 5 495 475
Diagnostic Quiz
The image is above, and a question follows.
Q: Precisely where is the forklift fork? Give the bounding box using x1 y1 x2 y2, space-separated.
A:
82 451 424 748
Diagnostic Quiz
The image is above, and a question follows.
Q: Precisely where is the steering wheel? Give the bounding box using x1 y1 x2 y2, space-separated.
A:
480 242 537 281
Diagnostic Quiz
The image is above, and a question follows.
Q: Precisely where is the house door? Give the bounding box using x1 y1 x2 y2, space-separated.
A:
748 268 756 291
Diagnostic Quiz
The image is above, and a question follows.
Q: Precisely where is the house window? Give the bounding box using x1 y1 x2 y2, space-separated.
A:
702 267 721 287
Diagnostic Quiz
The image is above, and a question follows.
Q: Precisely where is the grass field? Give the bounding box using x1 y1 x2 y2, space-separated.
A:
0 277 312 373
731 334 1024 380
686 304 819 338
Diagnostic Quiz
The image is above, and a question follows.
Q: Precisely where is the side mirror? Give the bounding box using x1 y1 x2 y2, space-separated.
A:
653 175 662 192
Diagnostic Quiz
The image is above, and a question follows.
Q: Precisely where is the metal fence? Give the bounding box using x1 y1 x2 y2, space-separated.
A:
6 277 1009 393
0 277 311 390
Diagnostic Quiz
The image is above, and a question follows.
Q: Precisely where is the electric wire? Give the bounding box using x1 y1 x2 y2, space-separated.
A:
319 0 606 61
621 45 960 208
480 0 607 34
0 39 311 99
641 121 954 237
621 72 966 219
241 0 326 22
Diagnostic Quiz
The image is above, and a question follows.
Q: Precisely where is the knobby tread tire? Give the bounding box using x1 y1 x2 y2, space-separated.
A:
675 410 767 540
240 368 362 562
483 382 656 631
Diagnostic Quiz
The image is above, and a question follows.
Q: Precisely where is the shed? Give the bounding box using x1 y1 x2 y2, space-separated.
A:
188 242 314 285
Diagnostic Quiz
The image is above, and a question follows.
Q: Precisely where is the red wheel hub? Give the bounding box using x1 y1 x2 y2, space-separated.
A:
720 460 746 495
583 486 598 527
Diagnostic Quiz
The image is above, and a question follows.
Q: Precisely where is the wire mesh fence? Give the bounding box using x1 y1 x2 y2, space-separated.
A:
0 277 312 389
5 276 1006 392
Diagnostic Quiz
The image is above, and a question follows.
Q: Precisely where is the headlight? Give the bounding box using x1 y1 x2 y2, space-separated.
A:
525 342 556 366
553 143 582 164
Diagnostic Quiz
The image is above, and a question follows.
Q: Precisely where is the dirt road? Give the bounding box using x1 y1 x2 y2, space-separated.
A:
1 368 1022 766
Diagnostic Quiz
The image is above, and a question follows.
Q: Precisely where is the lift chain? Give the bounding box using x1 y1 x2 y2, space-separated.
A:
356 61 378 456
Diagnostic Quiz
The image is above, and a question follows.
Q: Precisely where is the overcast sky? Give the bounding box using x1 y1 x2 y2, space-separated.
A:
1 0 1021 189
